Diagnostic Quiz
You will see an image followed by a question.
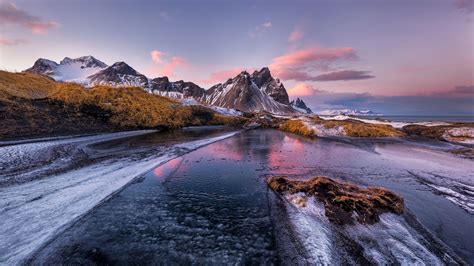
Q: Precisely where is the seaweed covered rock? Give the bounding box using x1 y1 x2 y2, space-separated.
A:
403 124 474 144
267 176 404 225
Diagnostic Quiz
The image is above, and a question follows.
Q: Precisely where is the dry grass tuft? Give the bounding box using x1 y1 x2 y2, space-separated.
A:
312 117 405 138
0 71 56 100
279 120 314 137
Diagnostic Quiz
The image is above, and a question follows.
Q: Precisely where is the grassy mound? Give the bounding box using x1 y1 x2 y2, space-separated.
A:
0 71 56 100
267 176 404 225
313 117 405 137
279 119 314 137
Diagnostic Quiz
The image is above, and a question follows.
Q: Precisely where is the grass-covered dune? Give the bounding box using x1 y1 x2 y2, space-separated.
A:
278 116 405 138
0 71 246 139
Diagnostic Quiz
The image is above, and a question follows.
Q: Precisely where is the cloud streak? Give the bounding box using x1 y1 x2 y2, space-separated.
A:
269 46 374 82
287 83 321 97
297 86 474 115
0 37 28 46
0 2 59 34
454 0 474 14
150 50 165 63
248 21 272 38
288 28 304 43
149 50 188 77
312 70 374 81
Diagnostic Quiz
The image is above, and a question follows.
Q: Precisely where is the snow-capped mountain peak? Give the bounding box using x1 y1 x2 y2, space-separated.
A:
26 58 58 76
59 56 107 69
25 58 299 114
201 67 295 114
25 55 108 83
87 62 148 87
317 109 381 116
290 98 313 114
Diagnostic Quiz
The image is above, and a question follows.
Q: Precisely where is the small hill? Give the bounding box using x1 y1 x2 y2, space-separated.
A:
0 71 56 100
0 71 246 140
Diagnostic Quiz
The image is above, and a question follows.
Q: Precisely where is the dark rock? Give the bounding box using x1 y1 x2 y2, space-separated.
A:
267 176 404 225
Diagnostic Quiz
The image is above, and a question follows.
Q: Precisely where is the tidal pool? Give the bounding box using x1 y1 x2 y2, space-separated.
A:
29 129 473 264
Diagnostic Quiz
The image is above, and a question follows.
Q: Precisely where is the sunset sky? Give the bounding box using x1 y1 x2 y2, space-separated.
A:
0 0 473 115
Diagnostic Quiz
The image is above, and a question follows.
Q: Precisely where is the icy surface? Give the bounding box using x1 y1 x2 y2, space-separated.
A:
0 130 238 265
346 213 442 264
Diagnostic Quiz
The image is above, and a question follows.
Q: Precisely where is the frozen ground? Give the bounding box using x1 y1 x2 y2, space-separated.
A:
0 130 238 265
318 114 451 128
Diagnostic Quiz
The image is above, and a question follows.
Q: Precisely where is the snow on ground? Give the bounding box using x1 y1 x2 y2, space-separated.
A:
284 193 454 264
442 127 474 144
346 213 443 264
318 115 450 129
0 130 157 186
209 106 243 116
0 131 239 265
179 98 243 116
303 121 345 137
283 196 335 264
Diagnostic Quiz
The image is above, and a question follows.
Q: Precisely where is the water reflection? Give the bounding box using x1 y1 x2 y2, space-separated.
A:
31 129 474 264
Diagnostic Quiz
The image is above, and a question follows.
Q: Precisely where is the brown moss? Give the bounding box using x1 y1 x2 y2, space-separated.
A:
279 120 315 137
267 176 404 225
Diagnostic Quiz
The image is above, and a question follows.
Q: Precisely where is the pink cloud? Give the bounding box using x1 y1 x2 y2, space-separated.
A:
161 56 187 77
148 50 188 77
288 28 304 43
287 83 317 97
150 50 165 63
269 46 374 82
0 2 59 34
271 46 357 68
0 37 28 46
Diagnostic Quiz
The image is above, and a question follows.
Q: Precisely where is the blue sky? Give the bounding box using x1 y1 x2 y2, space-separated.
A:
0 0 473 114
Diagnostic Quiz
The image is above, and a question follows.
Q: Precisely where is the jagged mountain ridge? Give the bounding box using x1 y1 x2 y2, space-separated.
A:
25 56 309 114
317 109 381 116
202 68 294 114
290 98 313 114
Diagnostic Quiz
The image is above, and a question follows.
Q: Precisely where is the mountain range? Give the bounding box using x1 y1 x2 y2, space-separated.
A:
25 56 309 115
317 109 381 116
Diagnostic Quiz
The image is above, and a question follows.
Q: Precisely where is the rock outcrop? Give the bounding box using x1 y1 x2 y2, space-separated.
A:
267 176 404 225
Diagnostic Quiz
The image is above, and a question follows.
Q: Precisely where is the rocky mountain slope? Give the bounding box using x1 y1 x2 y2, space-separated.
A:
202 68 295 114
318 109 380 116
25 56 308 114
290 98 313 114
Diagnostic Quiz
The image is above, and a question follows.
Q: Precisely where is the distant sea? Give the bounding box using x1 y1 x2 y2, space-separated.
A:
358 116 474 123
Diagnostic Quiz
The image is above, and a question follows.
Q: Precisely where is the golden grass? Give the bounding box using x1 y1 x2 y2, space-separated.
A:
314 117 405 138
279 119 314 137
0 71 56 100
48 83 247 129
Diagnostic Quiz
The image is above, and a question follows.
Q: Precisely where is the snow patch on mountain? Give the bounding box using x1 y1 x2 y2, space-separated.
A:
318 109 381 116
